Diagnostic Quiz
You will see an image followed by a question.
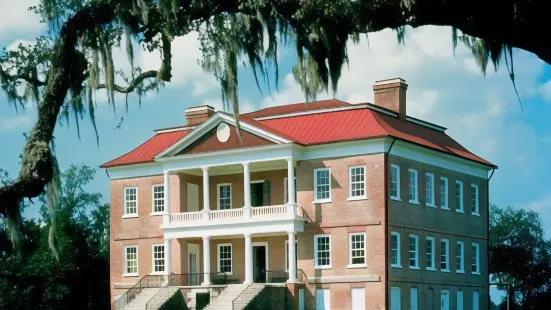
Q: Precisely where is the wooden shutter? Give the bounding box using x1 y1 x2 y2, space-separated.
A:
263 180 270 206
250 183 257 207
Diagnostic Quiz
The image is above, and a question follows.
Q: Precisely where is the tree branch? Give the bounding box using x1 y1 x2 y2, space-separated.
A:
96 70 157 94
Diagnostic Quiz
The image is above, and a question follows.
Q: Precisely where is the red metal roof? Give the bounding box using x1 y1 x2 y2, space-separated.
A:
101 101 495 168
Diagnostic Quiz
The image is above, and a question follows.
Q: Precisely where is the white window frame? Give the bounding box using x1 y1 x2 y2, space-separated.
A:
314 234 332 269
408 234 420 269
456 241 465 273
123 245 138 276
348 166 367 200
391 232 402 268
472 291 480 310
440 177 449 210
216 183 232 210
151 184 165 215
455 180 464 213
285 240 298 271
471 184 480 216
408 169 419 204
313 168 332 203
457 290 464 310
425 236 436 271
410 287 419 310
151 244 165 274
348 232 367 268
123 186 138 218
284 177 297 204
425 173 435 207
441 239 450 272
391 286 401 310
217 243 233 275
472 243 480 275
390 164 401 201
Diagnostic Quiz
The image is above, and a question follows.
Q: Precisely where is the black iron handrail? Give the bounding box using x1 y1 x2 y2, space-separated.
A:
255 270 289 284
296 269 310 284
112 274 166 310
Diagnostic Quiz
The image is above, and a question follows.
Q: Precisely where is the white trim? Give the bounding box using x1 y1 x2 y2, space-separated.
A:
348 232 367 268
425 173 435 207
314 234 332 269
375 77 404 85
472 242 480 275
313 168 332 203
216 183 232 210
440 177 449 210
366 104 398 117
408 234 419 269
471 184 480 216
250 180 265 184
390 164 401 201
300 138 390 161
253 103 368 121
123 186 138 217
348 166 367 200
154 125 196 133
217 243 233 275
107 163 162 180
455 180 464 213
456 241 465 273
151 243 165 274
151 184 165 214
425 236 436 271
185 105 214 113
408 169 419 204
252 242 269 273
391 232 402 268
406 117 446 132
123 245 138 277
441 239 450 272
285 239 298 271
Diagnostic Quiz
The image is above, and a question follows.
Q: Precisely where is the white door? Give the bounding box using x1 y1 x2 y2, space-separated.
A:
316 289 330 310
187 183 199 212
440 290 449 310
299 289 305 310
350 288 365 310
472 291 479 310
456 291 463 310
410 288 418 310
187 244 199 285
391 287 401 310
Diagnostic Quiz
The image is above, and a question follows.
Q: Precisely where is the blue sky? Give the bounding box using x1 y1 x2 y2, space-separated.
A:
1 1 550 303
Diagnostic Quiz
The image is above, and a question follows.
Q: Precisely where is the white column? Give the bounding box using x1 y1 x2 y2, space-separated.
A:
287 231 297 283
202 236 211 285
164 238 172 279
286 158 295 205
163 172 171 225
202 166 210 221
244 233 253 284
243 162 251 208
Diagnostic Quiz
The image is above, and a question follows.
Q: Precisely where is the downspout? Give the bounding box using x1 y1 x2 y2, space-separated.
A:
384 138 397 309
487 167 495 309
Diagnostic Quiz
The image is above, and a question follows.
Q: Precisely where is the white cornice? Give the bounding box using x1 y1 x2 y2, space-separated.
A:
252 104 368 120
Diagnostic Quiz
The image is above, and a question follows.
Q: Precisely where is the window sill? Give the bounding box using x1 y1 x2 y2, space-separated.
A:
122 273 139 278
426 268 437 272
391 265 402 269
347 264 367 269
150 212 168 217
219 272 233 276
314 266 332 270
347 196 367 202
426 204 436 208
472 212 481 217
456 270 465 274
409 200 420 205
456 209 465 214
472 272 481 276
409 266 421 270
122 214 139 219
441 206 450 211
390 196 401 202
151 272 166 275
312 199 332 204
441 269 450 273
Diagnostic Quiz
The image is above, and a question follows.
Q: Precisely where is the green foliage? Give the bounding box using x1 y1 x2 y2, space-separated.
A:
0 164 109 309
159 290 189 310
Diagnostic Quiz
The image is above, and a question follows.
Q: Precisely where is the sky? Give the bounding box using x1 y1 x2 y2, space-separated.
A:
1 0 550 303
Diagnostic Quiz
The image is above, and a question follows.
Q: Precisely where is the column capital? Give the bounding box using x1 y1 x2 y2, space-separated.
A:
164 238 172 242
287 231 296 235
202 236 210 240
243 233 251 238
201 166 209 172
286 157 294 162
164 170 171 175
242 161 250 167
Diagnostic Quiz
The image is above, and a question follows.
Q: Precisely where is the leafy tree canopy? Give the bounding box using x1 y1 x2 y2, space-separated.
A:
1 0 550 250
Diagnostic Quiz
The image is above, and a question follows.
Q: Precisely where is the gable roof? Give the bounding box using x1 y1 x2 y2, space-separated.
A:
100 100 496 168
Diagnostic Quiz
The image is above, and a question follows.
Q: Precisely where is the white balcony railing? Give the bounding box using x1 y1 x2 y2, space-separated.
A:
164 204 304 228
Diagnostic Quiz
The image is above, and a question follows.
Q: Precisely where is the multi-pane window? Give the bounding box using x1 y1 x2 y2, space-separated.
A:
218 244 232 274
124 246 138 275
456 241 465 273
440 177 449 209
425 237 435 270
409 235 419 269
315 235 331 268
152 185 164 213
472 243 480 274
349 233 366 266
284 177 297 204
349 166 366 199
124 187 138 215
425 173 435 207
152 244 165 273
441 239 450 271
408 169 419 203
217 184 232 210
455 181 464 212
391 232 401 268
314 168 331 202
471 184 480 215
390 165 400 200
285 240 298 271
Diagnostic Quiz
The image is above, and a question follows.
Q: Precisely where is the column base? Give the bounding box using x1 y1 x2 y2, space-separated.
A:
243 281 252 285
201 282 212 286
286 279 297 284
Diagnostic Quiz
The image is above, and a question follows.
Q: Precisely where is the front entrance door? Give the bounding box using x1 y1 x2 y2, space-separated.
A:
250 181 270 207
188 244 199 285
440 290 450 310
253 243 267 282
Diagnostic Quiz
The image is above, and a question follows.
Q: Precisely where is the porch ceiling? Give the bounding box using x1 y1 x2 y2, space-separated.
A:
174 159 288 176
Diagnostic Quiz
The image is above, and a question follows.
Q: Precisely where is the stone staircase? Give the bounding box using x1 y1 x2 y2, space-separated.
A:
143 286 181 310
204 284 251 310
231 283 266 310
122 288 162 310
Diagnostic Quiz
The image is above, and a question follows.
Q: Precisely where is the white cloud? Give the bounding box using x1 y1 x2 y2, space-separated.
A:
0 114 33 132
523 195 551 238
0 0 43 38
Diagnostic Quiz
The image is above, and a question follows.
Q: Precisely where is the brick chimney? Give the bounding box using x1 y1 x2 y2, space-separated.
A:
373 78 408 120
185 105 215 126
